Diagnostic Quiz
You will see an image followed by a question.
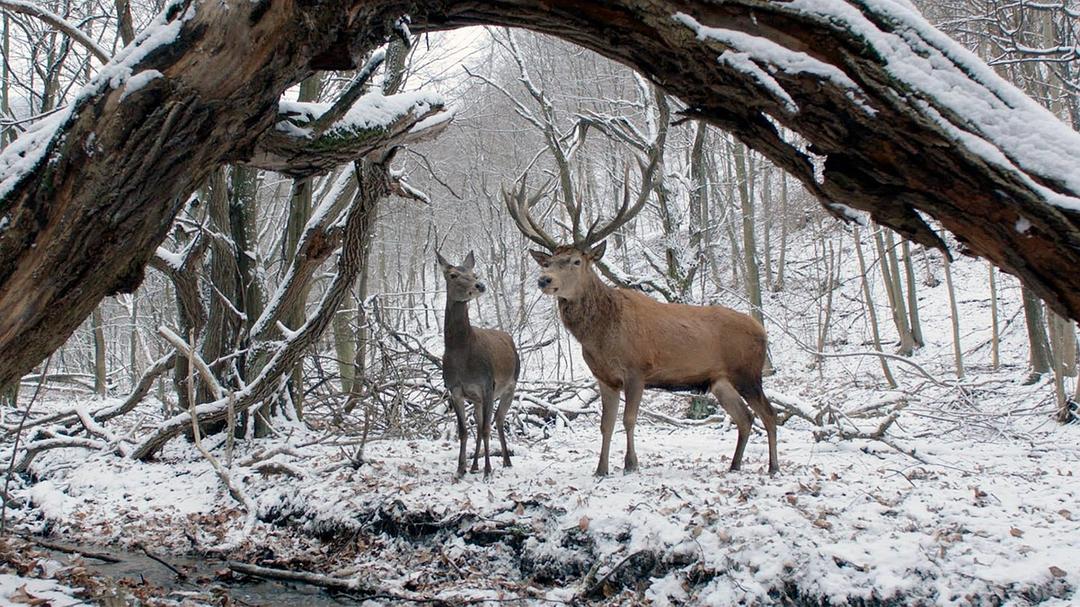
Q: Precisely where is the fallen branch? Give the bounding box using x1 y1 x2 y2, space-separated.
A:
2 352 175 437
13 436 106 473
226 561 378 593
24 536 122 563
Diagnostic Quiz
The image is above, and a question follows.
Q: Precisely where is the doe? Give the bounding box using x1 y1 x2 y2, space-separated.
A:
437 251 520 478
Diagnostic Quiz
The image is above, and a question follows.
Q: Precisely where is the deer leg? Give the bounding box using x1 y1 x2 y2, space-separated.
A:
482 391 495 478
712 379 752 472
595 382 620 477
622 376 643 474
744 386 780 475
470 401 482 473
495 386 514 468
450 389 468 478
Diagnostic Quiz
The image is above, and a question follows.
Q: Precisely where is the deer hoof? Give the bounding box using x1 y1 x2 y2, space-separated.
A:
594 467 609 477
502 458 512 468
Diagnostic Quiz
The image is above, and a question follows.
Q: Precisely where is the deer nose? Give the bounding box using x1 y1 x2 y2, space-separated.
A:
476 282 486 293
538 276 551 289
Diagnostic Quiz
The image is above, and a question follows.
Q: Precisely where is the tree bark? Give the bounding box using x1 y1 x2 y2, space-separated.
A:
3 0 1080 385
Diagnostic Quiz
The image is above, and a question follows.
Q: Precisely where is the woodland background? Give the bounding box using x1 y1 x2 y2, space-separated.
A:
0 0 1078 603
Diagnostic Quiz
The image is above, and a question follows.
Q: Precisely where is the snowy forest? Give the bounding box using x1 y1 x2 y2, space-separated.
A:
0 0 1079 604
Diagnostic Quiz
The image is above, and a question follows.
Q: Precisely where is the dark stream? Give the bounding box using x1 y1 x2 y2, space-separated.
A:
43 543 367 606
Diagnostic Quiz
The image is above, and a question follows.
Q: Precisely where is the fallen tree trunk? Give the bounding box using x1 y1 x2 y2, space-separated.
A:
1 0 1079 388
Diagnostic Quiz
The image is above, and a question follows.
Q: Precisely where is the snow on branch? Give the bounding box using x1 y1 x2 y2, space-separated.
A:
0 0 110 63
0 0 192 202
247 89 453 177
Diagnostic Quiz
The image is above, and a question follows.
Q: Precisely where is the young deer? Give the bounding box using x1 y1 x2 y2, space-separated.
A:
529 242 778 476
437 251 520 478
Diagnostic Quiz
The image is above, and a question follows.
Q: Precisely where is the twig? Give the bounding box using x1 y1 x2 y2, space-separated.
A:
23 536 122 563
140 544 188 580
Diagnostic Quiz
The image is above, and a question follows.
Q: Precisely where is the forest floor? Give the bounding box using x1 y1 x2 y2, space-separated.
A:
5 371 1080 606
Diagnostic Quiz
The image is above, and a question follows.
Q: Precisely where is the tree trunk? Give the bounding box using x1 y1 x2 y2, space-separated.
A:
901 239 924 347
988 263 1000 370
853 226 897 388
91 306 107 396
873 229 915 356
942 254 964 380
1022 287 1052 377
4 0 1080 385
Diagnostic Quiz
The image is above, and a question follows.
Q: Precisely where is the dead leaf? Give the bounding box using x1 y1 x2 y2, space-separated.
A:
974 487 987 499
1050 566 1067 578
9 585 48 606
1010 527 1024 538
514 502 525 516
813 518 833 530
578 516 590 531
785 494 798 505
1059 509 1073 521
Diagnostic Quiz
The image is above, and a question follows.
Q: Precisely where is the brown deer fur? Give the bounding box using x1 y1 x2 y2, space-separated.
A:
438 251 520 478
531 242 778 475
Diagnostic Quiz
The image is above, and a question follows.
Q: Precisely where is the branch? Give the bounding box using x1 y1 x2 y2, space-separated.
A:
246 92 453 177
158 326 224 401
0 0 110 63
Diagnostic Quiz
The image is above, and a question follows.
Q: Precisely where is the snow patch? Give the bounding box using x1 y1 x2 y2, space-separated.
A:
118 69 164 102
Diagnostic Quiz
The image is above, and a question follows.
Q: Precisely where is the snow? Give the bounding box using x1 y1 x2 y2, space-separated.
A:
10 385 1079 603
275 90 445 140
0 106 77 201
0 0 192 202
674 12 875 115
117 69 163 102
0 574 82 607
674 2 1080 210
787 0 1080 209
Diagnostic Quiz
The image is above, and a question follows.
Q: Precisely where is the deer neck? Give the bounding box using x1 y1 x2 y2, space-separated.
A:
558 270 618 346
444 299 473 350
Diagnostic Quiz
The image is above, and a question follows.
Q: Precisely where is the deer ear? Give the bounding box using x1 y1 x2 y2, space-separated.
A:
435 250 450 271
529 250 551 266
588 240 607 261
463 251 476 270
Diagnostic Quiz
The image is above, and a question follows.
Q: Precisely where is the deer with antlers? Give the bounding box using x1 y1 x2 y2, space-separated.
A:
437 251 520 478
506 175 779 476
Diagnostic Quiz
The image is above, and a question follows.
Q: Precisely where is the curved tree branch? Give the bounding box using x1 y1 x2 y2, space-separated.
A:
0 0 110 63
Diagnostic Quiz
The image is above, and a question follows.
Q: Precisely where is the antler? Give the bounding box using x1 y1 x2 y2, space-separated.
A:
579 147 661 247
503 174 560 250
577 82 668 248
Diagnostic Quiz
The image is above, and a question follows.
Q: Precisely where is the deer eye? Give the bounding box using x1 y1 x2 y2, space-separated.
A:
573 259 582 266
449 273 458 279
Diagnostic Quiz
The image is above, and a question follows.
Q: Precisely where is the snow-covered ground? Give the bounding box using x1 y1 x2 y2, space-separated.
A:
0 574 83 606
9 382 1078 605
5 223 1079 604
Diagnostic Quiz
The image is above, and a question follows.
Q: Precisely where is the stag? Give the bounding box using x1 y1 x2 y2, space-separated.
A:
437 251 520 478
506 175 779 476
